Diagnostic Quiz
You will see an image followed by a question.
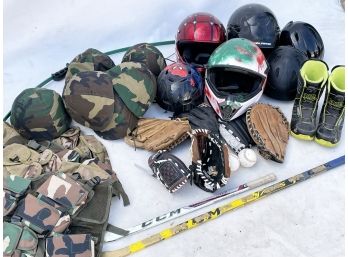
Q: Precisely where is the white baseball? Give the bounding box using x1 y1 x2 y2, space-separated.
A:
238 148 257 168
228 152 240 172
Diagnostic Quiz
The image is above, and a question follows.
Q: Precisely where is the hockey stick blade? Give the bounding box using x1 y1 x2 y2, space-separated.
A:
102 155 344 257
104 173 276 242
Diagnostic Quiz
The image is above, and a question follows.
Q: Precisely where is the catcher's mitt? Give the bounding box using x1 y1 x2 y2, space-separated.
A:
148 150 190 193
246 103 289 163
189 129 231 192
124 118 190 152
188 103 219 133
219 113 255 154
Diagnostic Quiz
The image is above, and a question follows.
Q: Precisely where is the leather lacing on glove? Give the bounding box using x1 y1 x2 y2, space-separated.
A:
148 150 191 193
189 129 231 193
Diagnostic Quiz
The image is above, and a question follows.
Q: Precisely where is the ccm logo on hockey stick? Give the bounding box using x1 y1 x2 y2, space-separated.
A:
142 209 181 227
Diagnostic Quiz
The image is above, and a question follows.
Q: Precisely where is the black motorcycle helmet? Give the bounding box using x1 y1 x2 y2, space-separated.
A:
265 46 308 101
156 62 203 115
227 4 280 56
279 21 324 59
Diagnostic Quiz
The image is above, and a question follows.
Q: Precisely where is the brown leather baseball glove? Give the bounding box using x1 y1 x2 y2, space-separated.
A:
246 103 290 163
124 118 190 151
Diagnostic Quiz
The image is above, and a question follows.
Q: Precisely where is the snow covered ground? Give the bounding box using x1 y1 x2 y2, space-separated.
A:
3 1 345 257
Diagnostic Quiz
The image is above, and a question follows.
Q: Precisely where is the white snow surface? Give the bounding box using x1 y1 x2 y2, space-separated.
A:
3 1 345 257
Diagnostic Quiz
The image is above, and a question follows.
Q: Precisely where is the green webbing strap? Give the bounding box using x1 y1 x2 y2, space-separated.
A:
104 40 175 55
3 40 175 122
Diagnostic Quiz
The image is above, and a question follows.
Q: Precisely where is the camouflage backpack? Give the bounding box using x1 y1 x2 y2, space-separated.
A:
122 42 167 77
10 88 71 141
3 122 129 257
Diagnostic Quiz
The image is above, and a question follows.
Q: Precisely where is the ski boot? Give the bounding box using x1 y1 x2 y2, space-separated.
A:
315 65 345 147
290 59 329 140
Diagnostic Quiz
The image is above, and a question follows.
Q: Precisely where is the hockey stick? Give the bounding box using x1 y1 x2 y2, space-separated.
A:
102 155 345 257
104 173 277 242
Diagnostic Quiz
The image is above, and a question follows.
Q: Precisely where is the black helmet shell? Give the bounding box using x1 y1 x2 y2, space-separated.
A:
279 21 324 59
265 46 308 101
156 62 203 115
227 3 280 53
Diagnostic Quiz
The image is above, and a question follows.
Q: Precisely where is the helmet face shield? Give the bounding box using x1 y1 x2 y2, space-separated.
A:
178 42 220 66
205 68 266 120
207 67 264 98
176 12 226 71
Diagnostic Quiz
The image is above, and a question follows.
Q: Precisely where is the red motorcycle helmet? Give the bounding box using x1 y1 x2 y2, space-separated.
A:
176 12 226 75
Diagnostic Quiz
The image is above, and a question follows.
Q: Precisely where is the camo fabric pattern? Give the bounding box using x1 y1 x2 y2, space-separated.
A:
3 222 38 257
46 234 93 257
3 143 66 178
65 48 115 83
53 127 81 149
3 122 28 147
36 173 89 215
95 92 138 140
63 71 115 131
4 175 31 197
108 62 157 117
14 194 71 235
3 192 17 216
122 43 167 77
3 143 43 178
10 88 71 141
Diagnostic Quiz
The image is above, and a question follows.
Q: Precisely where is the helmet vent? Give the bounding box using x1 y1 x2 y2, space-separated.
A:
294 32 300 42
232 25 241 33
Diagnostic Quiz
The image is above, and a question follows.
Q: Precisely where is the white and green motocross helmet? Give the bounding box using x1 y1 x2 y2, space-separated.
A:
205 38 268 121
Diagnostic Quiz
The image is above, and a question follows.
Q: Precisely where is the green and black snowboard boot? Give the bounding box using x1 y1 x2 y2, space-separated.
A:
291 59 329 140
315 65 345 147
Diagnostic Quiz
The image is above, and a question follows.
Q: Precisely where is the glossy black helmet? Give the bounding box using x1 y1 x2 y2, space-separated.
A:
279 21 324 59
156 62 203 115
227 4 280 55
265 46 308 101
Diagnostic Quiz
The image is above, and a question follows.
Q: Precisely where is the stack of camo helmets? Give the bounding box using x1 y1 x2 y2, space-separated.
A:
63 44 167 139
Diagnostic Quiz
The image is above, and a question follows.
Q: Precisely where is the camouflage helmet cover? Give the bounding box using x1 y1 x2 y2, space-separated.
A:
108 62 157 118
10 88 71 141
63 71 115 131
122 43 167 77
65 48 115 83
95 92 138 140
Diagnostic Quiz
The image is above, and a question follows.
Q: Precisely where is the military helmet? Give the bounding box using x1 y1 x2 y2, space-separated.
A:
63 71 115 131
95 92 138 140
122 43 166 77
107 62 157 117
10 88 71 140
65 48 115 83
